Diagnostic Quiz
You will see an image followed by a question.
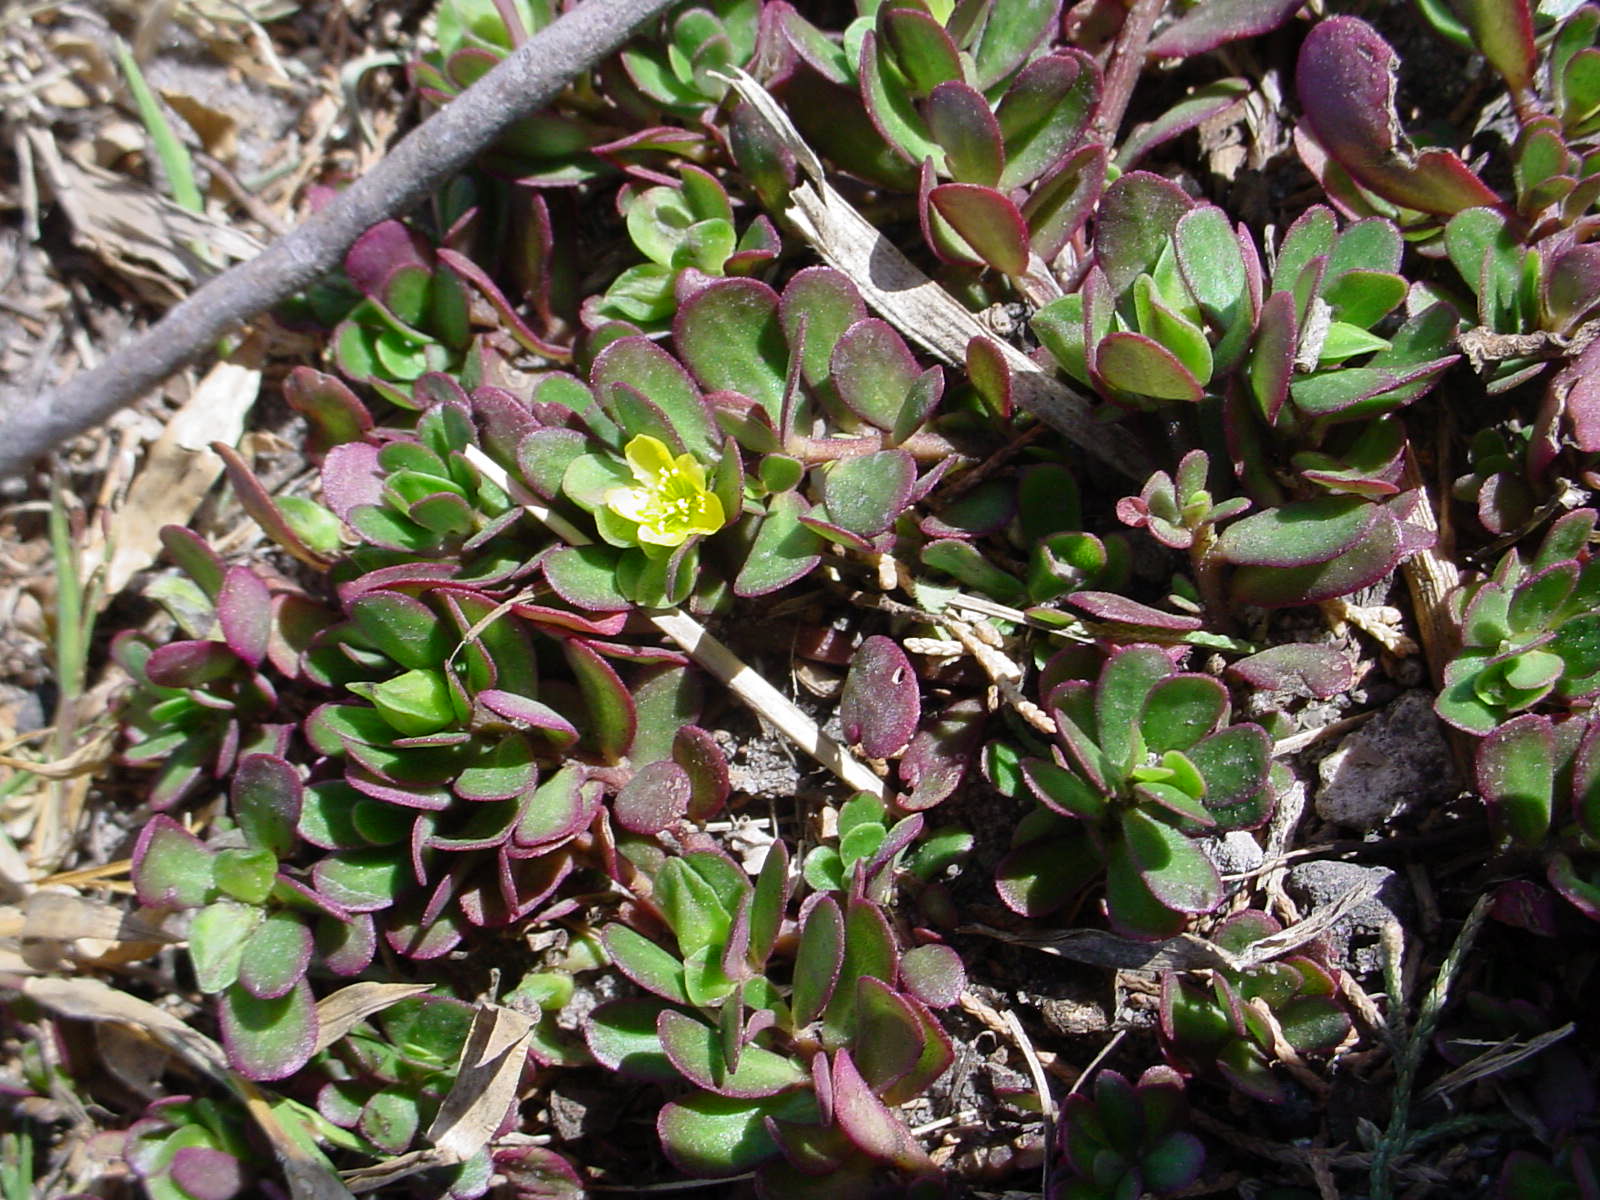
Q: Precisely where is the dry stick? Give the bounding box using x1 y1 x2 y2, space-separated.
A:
462 446 891 801
0 0 678 481
715 70 1151 484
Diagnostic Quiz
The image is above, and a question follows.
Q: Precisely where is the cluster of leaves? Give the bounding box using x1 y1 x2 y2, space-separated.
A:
1048 1067 1204 1200
992 644 1276 937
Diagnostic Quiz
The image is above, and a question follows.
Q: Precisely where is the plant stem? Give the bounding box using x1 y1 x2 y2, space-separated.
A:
1093 0 1167 147
0 0 677 481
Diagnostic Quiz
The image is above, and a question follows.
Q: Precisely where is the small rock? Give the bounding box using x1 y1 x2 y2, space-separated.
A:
1284 859 1410 974
1314 690 1457 829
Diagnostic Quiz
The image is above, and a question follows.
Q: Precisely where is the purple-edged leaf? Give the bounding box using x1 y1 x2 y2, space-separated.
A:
969 0 1062 89
1296 18 1501 215
169 1146 246 1200
214 443 335 570
996 52 1100 191
1188 725 1271 813
1096 646 1174 775
585 997 678 1081
664 727 728 825
1103 842 1189 939
779 267 867 396
1095 332 1204 403
831 320 920 431
675 279 786 419
1067 591 1203 631
145 639 240 688
823 897 899 1047
1230 506 1404 606
995 835 1100 917
603 923 689 1005
216 568 271 669
1141 675 1228 753
1216 496 1377 567
747 840 789 972
1118 78 1250 169
1024 143 1106 261
736 492 823 597
284 367 371 457
821 450 914 537
348 591 450 671
159 524 225 598
899 698 982 812
218 977 317 1081
542 545 632 613
658 1010 806 1098
927 184 1030 275
1095 172 1194 299
230 753 301 859
851 977 924 1094
925 81 1004 186
476 691 578 749
766 1117 855 1177
238 911 313 999
792 895 844 1028
879 5 963 97
839 636 920 759
1175 206 1250 332
133 816 215 908
563 640 636 765
830 1049 932 1172
316 912 376 976
1121 808 1223 913
899 944 965 1008
860 32 945 169
591 338 719 461
1229 644 1353 698
657 1092 814 1177
1477 714 1555 848
1149 0 1306 56
311 849 408 914
1249 291 1296 424
613 759 693 835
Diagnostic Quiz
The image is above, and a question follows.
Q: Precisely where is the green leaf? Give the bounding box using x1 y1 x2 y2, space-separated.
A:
217 978 318 1082
1140 674 1228 753
1188 725 1271 815
1095 332 1203 403
1121 808 1223 913
134 816 216 909
585 998 680 1081
657 1092 815 1177
656 856 733 960
735 492 824 597
1096 646 1171 777
1216 496 1377 567
676 279 786 418
792 895 844 1028
603 924 690 1005
189 900 263 994
657 1010 807 1097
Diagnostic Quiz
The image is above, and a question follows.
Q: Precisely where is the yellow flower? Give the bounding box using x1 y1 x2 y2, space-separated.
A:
603 435 726 548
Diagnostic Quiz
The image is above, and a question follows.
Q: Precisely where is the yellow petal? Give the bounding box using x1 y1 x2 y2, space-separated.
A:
623 435 675 485
685 492 725 536
603 485 654 524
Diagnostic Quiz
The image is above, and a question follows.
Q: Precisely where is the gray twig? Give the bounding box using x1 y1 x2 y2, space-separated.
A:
0 0 677 481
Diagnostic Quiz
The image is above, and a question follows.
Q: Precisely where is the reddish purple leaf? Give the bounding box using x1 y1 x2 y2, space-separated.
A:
1297 18 1502 216
1149 0 1307 56
829 1049 933 1172
145 639 239 688
1066 591 1203 631
216 567 271 668
169 1148 246 1200
839 636 920 759
1228 644 1354 699
927 183 1030 275
899 944 965 1008
614 760 693 835
925 81 1004 186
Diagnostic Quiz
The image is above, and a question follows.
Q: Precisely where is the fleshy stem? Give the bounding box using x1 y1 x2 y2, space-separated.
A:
0 0 678 480
1189 522 1234 635
1092 0 1168 146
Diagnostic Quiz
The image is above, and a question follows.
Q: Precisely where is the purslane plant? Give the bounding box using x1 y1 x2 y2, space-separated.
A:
1158 910 1351 1103
1048 1067 1205 1200
1435 508 1600 735
584 843 961 1191
994 645 1275 938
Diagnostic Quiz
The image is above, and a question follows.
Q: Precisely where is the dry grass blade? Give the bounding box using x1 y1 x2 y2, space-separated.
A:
312 981 436 1054
1417 1022 1576 1105
424 1002 536 1162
